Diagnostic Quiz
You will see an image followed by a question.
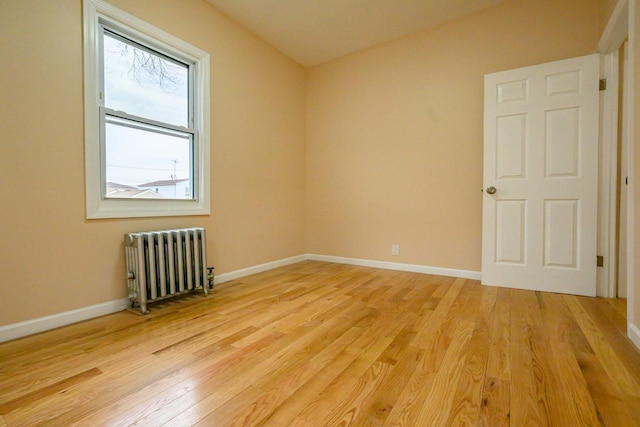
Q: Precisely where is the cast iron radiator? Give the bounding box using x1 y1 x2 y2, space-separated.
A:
125 228 210 314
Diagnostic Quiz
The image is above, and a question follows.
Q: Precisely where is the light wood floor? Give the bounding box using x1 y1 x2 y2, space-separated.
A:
1 261 640 426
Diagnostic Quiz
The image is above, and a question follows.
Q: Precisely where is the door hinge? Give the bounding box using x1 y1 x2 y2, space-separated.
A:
599 79 607 91
597 255 604 267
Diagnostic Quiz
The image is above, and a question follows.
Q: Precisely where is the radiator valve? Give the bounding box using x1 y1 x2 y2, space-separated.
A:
207 266 215 289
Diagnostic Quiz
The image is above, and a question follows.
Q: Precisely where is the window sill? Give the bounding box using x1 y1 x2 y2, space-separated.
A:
86 197 210 219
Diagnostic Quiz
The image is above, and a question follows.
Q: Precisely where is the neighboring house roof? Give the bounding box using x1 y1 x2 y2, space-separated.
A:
106 182 138 190
106 188 166 199
138 178 189 187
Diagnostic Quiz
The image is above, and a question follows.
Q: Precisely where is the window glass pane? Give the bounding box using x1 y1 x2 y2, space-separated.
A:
103 31 189 128
105 116 193 200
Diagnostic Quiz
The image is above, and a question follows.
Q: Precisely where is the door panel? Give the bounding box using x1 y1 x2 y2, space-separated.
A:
495 200 526 264
543 199 578 268
545 108 579 177
482 54 599 296
496 114 527 179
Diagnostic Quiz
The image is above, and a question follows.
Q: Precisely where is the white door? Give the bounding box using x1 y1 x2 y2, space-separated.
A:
482 54 599 297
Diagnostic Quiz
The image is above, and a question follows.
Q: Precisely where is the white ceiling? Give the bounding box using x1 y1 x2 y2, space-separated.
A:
204 0 508 67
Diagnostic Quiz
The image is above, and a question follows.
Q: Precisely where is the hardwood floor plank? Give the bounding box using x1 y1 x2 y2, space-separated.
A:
68 361 212 426
565 296 640 397
597 298 629 336
410 277 465 349
564 298 636 426
608 298 627 318
0 368 102 414
577 297 640 386
446 286 496 426
153 304 375 425
528 292 580 425
353 345 425 426
485 287 511 382
37 354 198 426
480 286 511 426
78 326 272 426
1 261 639 426
383 319 462 425
537 293 601 426
219 327 366 427
509 289 550 426
314 361 392 426
0 350 97 405
258 331 366 426
291 332 395 425
414 319 475 426
479 377 510 427
430 276 456 299
118 331 290 427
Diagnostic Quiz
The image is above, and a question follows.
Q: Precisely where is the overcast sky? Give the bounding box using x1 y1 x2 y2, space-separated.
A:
103 32 192 188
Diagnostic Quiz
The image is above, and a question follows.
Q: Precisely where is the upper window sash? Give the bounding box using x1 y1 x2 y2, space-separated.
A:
99 25 194 128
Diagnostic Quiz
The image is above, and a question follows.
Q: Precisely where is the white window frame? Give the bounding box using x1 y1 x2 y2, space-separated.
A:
83 0 210 219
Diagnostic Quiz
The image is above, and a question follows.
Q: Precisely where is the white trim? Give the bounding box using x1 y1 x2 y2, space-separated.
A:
0 299 129 344
0 254 306 342
627 0 636 327
629 323 640 351
0 250 633 348
598 0 635 331
598 0 629 53
0 253 480 342
306 254 482 280
597 52 620 297
214 255 308 284
618 41 631 299
83 0 211 219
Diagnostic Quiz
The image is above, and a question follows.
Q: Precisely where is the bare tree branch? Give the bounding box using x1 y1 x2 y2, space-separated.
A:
119 43 178 90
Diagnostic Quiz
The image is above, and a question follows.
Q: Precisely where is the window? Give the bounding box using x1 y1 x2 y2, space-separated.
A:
83 0 210 218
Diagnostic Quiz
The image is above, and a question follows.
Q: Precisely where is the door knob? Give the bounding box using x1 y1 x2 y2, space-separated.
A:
486 186 497 194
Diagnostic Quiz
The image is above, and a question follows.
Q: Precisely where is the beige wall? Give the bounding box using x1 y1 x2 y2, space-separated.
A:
0 0 306 326
305 0 601 271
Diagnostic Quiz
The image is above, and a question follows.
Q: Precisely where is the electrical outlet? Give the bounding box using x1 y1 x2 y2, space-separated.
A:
392 244 400 256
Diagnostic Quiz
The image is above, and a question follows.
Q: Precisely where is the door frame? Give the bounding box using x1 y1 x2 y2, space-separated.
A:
619 40 630 299
597 0 636 333
598 52 619 298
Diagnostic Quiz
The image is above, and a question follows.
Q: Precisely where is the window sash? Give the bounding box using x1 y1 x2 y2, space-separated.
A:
98 24 198 202
99 25 194 129
99 108 198 200
102 27 191 72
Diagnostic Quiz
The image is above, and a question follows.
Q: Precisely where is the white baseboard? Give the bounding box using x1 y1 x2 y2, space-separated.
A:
306 254 482 280
0 254 306 344
214 254 307 285
0 253 480 343
629 323 640 351
0 298 129 344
